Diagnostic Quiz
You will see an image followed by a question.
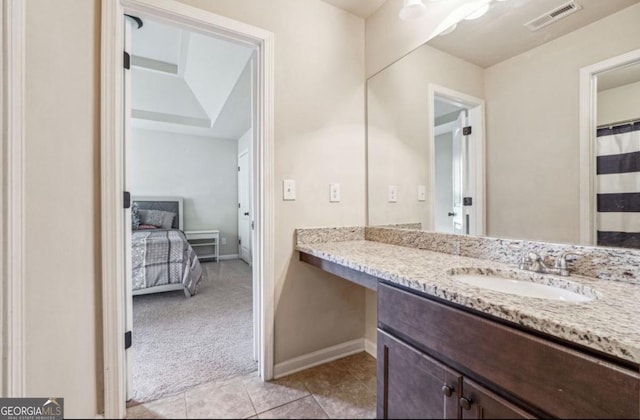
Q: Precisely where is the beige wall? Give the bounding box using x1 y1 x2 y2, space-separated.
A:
484 4 640 244
598 80 640 126
24 0 102 417
368 44 484 229
364 289 377 344
22 0 366 417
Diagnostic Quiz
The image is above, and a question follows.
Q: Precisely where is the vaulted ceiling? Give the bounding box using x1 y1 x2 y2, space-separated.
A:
130 18 255 139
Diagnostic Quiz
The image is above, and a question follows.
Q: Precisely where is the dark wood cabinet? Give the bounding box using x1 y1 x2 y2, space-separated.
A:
378 330 535 419
377 282 640 419
378 331 461 419
459 378 534 419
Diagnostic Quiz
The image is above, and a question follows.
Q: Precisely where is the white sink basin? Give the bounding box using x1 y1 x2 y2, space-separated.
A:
448 269 597 302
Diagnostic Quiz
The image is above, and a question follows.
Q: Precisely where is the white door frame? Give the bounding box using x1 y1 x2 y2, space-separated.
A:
428 84 486 236
100 0 275 418
1 0 26 398
579 48 640 246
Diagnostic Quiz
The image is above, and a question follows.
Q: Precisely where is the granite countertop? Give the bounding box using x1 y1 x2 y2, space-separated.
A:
296 239 640 365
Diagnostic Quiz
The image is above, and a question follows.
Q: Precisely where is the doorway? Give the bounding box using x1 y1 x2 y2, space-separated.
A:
123 14 259 404
429 85 486 236
433 100 468 234
100 0 275 418
579 49 640 247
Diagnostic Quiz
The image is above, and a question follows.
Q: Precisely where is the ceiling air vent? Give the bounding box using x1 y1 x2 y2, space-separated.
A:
525 1 583 32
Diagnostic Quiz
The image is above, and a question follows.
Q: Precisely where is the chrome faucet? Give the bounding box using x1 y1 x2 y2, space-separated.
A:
519 251 581 277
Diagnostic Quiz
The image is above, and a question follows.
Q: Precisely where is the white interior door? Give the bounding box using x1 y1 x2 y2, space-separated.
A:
434 110 467 235
123 15 134 401
451 110 467 235
434 129 454 233
238 151 252 265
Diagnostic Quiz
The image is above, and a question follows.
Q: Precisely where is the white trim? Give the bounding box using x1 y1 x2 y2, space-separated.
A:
579 48 640 246
364 338 377 359
273 339 365 379
218 254 240 261
0 2 3 395
3 0 26 398
428 84 486 236
101 1 126 416
434 120 459 137
101 1 275 418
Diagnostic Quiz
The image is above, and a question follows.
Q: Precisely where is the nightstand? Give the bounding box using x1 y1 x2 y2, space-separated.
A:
185 230 219 262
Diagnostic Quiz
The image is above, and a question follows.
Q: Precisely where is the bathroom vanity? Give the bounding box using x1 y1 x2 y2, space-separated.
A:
296 227 640 419
377 282 636 419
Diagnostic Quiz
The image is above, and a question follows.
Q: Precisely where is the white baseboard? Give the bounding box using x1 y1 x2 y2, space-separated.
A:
364 338 377 359
218 254 239 261
274 338 365 379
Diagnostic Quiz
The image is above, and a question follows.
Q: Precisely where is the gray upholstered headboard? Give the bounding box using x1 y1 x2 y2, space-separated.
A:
132 196 184 230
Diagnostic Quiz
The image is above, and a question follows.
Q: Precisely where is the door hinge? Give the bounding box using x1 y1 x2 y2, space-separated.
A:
124 51 130 70
238 239 242 245
238 203 241 209
124 14 144 29
125 331 132 350
463 126 472 136
124 191 131 209
463 197 473 206
238 166 241 172
251 221 254 230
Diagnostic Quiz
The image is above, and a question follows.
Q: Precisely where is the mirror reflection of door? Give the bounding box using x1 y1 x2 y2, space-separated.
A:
595 61 640 249
434 98 468 235
238 150 252 264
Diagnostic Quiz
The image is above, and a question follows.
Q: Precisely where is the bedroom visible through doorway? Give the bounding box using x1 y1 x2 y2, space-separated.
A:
124 14 258 405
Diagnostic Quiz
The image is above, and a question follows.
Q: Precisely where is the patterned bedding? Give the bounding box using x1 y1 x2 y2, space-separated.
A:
132 229 203 296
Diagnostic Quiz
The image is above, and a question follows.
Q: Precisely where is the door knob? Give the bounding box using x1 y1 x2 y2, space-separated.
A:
448 212 456 217
460 397 472 411
442 385 454 397
244 212 249 216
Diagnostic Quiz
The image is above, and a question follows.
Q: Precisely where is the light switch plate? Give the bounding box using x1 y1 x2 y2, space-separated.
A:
330 183 340 202
418 185 426 201
283 179 296 200
388 185 397 203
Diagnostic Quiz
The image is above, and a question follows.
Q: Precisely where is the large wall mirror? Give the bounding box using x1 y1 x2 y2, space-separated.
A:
367 0 640 247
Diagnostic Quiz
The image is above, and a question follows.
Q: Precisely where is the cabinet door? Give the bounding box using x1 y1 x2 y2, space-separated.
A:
459 378 535 419
378 330 460 419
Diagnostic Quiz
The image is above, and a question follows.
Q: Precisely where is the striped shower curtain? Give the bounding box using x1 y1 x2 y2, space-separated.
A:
596 122 640 249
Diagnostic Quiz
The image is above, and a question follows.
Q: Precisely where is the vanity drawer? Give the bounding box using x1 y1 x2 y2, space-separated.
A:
378 282 640 419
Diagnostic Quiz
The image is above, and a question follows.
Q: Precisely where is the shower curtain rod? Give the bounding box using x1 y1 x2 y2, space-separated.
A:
597 117 640 129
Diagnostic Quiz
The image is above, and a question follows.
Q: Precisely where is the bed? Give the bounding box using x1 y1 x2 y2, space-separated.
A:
131 196 203 297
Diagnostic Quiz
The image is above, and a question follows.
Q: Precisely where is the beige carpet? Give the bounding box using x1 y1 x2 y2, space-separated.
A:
129 259 257 404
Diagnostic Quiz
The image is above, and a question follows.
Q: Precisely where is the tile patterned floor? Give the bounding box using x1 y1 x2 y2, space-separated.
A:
126 352 377 419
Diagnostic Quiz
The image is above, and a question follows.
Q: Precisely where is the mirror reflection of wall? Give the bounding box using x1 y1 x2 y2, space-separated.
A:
595 62 640 248
367 0 640 246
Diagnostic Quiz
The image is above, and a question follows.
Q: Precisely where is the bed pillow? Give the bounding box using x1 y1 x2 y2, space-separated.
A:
138 209 164 227
137 224 157 230
139 209 177 229
131 202 140 230
160 211 176 229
